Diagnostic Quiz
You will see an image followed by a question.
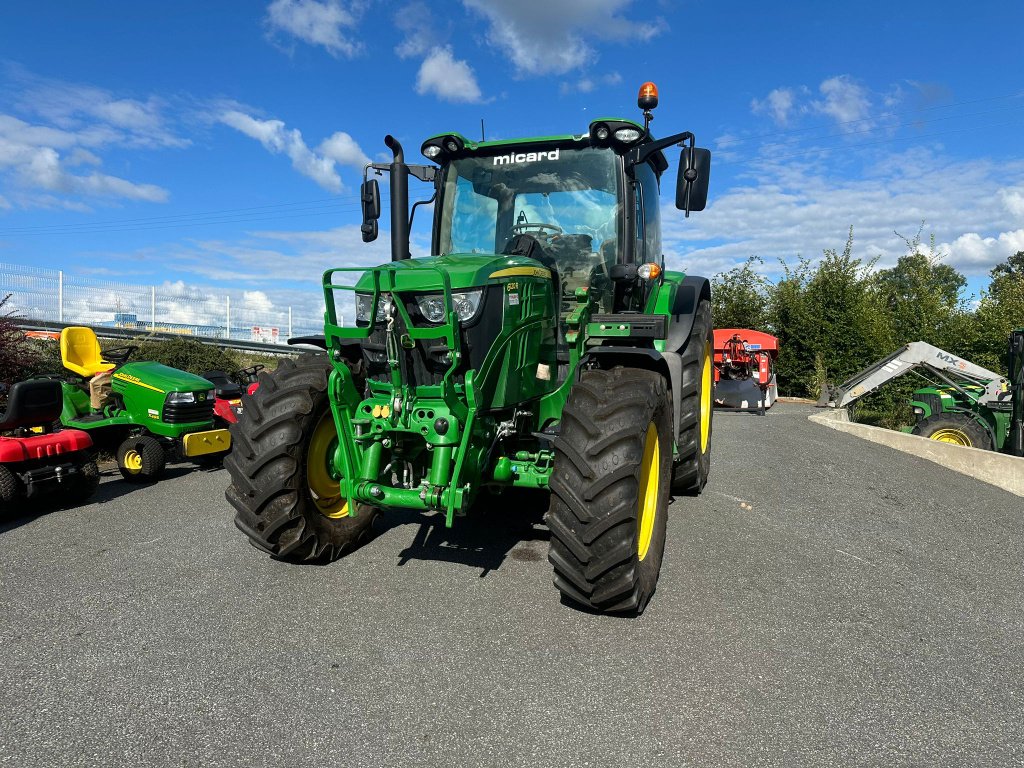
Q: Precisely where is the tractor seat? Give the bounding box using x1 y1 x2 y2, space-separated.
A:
0 379 63 432
60 326 115 378
203 370 242 399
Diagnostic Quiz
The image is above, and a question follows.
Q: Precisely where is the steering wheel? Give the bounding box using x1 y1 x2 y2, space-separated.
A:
239 364 265 383
103 345 138 364
510 222 562 237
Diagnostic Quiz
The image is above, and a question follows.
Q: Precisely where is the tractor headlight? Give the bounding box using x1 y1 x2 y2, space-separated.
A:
415 289 483 324
418 295 447 323
355 293 393 324
167 391 196 404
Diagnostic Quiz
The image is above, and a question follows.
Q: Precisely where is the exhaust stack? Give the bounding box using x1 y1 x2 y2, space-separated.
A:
384 134 410 261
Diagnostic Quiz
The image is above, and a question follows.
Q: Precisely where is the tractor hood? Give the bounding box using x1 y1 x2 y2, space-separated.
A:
351 254 550 293
112 361 214 395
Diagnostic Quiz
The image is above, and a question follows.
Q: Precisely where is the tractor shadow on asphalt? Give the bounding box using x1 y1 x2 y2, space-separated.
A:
389 490 550 577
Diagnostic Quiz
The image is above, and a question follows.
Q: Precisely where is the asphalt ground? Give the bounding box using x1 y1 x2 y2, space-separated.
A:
1 403 1021 767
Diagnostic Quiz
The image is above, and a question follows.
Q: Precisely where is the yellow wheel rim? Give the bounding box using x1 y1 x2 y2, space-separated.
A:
637 422 660 562
930 428 973 447
306 412 350 519
123 449 143 473
699 340 712 453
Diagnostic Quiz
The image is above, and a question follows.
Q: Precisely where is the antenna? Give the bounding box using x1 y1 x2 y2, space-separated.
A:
480 119 486 142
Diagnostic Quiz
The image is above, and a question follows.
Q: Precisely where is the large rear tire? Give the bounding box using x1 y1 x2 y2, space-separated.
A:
912 412 993 450
671 296 713 495
225 353 381 562
546 368 672 614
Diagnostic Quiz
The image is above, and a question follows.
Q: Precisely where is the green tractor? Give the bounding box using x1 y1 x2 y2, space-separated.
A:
225 83 715 613
908 329 1024 454
59 326 232 481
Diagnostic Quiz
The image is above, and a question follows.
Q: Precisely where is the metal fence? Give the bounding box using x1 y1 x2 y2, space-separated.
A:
0 262 326 344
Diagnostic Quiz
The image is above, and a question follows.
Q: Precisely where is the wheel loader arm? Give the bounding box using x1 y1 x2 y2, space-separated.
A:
823 341 1006 408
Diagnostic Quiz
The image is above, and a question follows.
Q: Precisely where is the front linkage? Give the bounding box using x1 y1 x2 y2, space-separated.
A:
320 264 594 527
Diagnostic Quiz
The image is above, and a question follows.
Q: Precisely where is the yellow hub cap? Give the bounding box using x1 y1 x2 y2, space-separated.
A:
123 449 143 473
699 340 712 453
930 428 973 446
306 412 350 519
637 422 660 562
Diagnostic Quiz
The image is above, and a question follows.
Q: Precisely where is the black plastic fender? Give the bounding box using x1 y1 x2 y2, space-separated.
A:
579 274 711 448
665 275 711 354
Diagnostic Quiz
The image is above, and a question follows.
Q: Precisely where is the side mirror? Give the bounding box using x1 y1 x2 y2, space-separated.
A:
675 147 711 215
360 178 381 243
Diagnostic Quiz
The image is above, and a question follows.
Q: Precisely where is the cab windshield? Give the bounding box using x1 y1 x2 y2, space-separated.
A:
436 146 622 294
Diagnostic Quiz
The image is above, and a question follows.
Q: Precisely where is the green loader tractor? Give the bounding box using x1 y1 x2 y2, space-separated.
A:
59 326 232 482
226 83 715 613
908 328 1024 454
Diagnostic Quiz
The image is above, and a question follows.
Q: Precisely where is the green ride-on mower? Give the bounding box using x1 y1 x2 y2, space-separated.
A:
58 326 232 482
226 82 715 613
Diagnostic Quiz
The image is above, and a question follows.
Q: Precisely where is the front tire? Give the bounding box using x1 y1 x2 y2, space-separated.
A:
671 296 713 495
546 368 672 614
912 413 993 450
117 435 166 483
225 353 381 562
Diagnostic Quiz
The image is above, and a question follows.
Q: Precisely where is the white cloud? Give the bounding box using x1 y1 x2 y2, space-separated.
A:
663 149 1024 280
814 75 872 127
463 0 659 76
318 131 370 169
394 2 441 59
1001 186 1024 218
751 76 888 132
0 68 186 208
751 87 798 126
265 0 362 57
560 71 622 96
9 70 188 150
0 194 10 210
416 47 483 103
219 110 369 191
0 115 169 204
941 230 1024 271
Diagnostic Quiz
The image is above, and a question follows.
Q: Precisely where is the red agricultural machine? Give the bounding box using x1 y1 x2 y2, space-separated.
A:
202 365 264 428
713 329 779 414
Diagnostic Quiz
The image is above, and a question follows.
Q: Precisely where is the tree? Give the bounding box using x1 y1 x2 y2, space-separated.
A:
972 250 1024 371
769 229 889 398
133 337 239 376
0 294 39 391
874 228 968 350
711 256 771 331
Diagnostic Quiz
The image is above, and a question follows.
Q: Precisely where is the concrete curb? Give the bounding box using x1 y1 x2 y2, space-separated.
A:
809 409 1024 497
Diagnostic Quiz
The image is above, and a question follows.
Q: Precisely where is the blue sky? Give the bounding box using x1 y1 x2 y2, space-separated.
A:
1 0 1022 322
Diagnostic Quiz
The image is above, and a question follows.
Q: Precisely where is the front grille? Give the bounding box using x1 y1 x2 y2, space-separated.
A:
363 286 503 388
163 399 215 424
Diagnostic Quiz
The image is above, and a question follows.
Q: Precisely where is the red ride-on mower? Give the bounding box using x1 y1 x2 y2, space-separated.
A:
0 379 100 512
202 365 264 427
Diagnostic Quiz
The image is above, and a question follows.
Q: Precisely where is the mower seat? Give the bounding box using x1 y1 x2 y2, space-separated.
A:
60 326 115 378
0 379 63 432
203 370 243 399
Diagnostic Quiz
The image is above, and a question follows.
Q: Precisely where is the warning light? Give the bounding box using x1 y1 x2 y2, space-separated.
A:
638 82 659 111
